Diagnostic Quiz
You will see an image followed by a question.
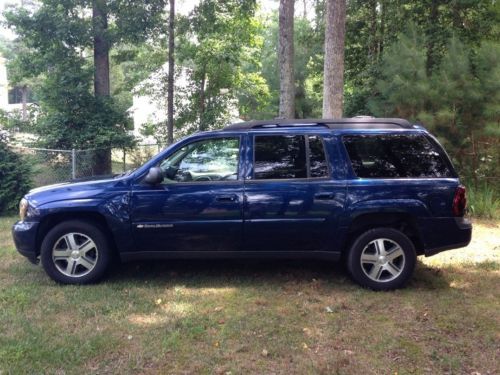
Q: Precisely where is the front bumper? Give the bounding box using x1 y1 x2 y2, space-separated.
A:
420 217 472 257
12 220 40 264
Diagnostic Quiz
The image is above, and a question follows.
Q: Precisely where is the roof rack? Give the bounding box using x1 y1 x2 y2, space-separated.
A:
222 118 412 131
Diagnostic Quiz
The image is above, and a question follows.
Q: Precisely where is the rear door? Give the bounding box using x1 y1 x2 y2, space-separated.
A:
242 132 346 252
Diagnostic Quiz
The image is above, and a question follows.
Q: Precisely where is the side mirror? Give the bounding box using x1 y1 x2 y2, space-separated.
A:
144 167 164 185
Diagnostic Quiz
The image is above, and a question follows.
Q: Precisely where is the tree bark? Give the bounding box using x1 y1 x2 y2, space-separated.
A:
92 0 111 175
378 0 385 58
368 0 377 61
199 70 206 131
20 85 28 122
322 0 346 118
167 0 175 145
426 0 439 74
278 0 295 119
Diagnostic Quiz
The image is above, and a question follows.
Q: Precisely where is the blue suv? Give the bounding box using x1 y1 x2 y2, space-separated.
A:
12 118 471 290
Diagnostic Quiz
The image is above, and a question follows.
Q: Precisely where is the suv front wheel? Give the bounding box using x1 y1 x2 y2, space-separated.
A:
40 220 111 284
347 228 416 290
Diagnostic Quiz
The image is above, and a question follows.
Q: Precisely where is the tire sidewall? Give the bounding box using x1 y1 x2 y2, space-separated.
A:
41 220 110 284
347 228 416 291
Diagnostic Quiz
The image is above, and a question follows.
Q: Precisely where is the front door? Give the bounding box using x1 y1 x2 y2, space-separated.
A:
130 136 243 252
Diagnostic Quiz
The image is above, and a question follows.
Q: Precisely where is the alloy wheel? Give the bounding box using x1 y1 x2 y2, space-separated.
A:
360 238 405 283
52 232 99 277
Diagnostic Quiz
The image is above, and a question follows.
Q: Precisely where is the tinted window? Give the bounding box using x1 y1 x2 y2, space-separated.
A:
343 134 452 178
254 135 307 179
309 135 328 178
159 137 239 182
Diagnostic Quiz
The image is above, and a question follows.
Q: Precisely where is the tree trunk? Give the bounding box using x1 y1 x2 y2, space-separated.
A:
167 0 175 145
322 0 346 118
92 0 111 175
20 85 28 122
368 0 377 61
426 0 439 74
199 70 206 131
278 0 295 119
378 0 385 58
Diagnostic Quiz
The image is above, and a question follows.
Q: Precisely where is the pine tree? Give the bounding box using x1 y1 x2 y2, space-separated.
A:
368 24 431 121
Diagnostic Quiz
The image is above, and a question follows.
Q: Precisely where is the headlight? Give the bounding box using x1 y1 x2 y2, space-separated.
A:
19 198 28 221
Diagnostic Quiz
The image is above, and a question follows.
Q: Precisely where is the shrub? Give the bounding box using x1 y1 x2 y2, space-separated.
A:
0 131 32 214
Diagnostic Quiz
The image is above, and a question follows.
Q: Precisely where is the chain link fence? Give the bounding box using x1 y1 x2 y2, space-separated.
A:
11 144 162 188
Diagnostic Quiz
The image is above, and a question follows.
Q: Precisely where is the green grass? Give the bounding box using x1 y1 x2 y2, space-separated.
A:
0 216 499 374
467 182 500 220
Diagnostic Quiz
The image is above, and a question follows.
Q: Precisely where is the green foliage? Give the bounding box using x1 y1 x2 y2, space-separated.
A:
2 0 499 186
467 183 500 220
4 0 165 150
369 24 500 181
248 12 325 120
368 24 430 120
0 132 31 214
344 0 499 116
175 0 264 131
0 108 36 134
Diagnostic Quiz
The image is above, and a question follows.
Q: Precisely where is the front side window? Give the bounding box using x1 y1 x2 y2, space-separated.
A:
343 134 453 178
159 137 240 183
253 135 329 180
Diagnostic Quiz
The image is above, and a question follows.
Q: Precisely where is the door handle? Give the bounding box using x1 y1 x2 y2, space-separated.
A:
215 194 238 202
314 193 335 200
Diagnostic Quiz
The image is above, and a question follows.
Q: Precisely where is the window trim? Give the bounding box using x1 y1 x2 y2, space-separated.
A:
250 134 331 182
341 133 456 179
155 135 243 185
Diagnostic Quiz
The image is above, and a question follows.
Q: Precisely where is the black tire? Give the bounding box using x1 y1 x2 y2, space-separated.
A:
346 228 416 291
40 220 111 284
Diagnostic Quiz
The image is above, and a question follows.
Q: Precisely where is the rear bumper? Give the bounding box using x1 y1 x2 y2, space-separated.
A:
12 221 39 264
419 217 472 257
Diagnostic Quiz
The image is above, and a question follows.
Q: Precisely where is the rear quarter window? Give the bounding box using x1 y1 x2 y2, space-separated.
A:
343 134 453 178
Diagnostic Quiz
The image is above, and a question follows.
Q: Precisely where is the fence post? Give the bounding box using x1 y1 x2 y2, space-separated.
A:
71 149 76 179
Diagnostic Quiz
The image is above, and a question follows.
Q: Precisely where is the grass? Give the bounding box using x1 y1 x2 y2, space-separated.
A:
467 182 500 220
0 217 499 374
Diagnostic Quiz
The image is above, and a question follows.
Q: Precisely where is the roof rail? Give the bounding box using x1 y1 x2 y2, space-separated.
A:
222 118 412 131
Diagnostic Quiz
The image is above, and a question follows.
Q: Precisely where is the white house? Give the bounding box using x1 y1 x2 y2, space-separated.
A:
0 54 35 120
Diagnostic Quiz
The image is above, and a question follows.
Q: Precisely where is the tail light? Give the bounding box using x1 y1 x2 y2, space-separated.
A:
452 185 467 217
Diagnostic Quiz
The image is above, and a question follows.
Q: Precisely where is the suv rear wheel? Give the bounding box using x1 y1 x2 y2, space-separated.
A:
347 228 416 290
40 220 111 284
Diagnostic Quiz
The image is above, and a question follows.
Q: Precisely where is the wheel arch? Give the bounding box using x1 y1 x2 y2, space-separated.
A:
36 211 117 257
343 212 424 256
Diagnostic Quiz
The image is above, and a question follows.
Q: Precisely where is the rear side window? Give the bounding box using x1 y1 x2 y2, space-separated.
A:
343 134 453 178
309 135 329 178
254 135 328 179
